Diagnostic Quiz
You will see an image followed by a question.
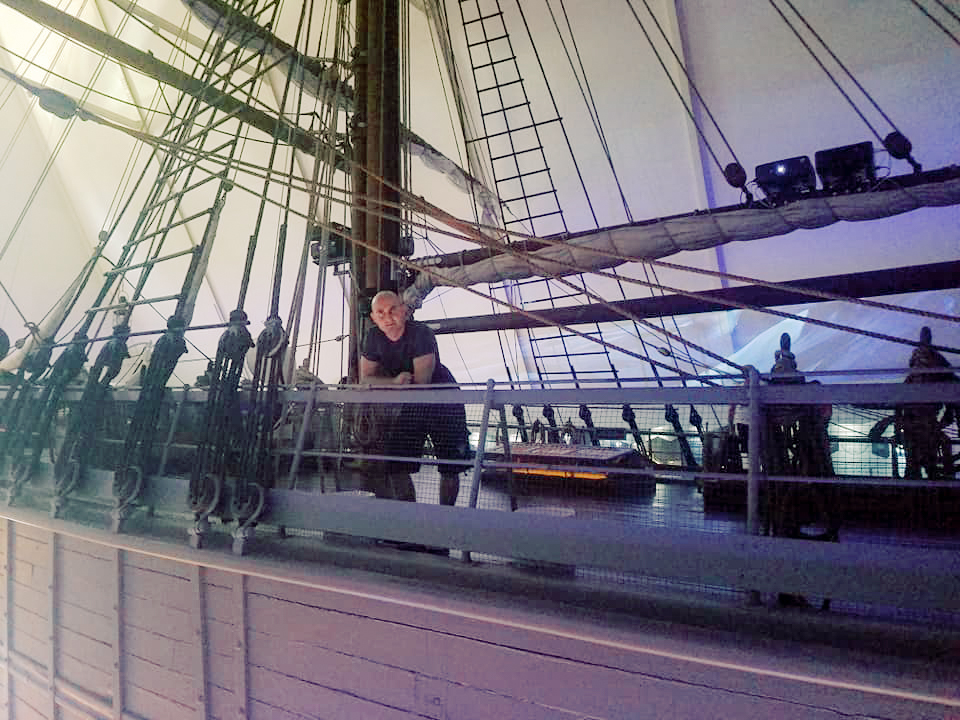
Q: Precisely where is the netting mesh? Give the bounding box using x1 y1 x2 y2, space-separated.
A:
47 380 960 626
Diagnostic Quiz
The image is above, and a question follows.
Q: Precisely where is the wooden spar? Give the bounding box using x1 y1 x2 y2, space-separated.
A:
350 0 369 364
425 260 960 336
348 0 402 377
0 0 319 154
364 0 401 294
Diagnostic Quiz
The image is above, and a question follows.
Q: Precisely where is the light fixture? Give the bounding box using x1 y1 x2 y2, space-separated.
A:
815 141 875 193
755 155 815 203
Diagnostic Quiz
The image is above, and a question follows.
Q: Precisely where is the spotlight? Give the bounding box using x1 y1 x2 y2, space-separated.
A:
755 155 815 204
815 141 875 194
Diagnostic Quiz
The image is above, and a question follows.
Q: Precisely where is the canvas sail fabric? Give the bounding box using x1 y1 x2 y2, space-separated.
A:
404 175 960 306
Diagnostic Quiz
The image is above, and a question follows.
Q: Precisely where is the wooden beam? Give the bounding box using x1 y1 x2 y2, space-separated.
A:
426 261 960 335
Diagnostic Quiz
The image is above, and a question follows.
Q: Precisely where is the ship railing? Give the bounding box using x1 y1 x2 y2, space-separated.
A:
2 368 959 624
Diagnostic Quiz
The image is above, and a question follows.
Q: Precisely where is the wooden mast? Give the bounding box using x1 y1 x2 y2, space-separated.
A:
349 0 401 376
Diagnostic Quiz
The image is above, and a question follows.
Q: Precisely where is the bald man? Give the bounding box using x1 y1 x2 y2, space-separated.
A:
359 291 469 505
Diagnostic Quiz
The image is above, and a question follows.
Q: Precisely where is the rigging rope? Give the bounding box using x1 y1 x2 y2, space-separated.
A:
906 0 960 48
549 0 632 222
772 0 918 146
628 0 749 196
621 0 736 182
344 161 960 360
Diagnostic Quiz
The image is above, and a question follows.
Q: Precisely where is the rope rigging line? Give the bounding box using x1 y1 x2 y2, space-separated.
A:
510 0 577 234
765 0 889 147
530 252 960 358
349 160 960 357
0 0 147 341
349 228 739 382
777 0 928 142
620 0 734 184
549 0 631 223
278 147 954 375
534 268 738 379
398 182 960 328
304 1 351 379
906 0 960 48
381 193 960 359
628 0 749 198
0 44 176 118
645 255 960 327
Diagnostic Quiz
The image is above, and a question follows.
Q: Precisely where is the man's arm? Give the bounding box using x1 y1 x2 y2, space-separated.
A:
412 352 436 385
360 356 413 385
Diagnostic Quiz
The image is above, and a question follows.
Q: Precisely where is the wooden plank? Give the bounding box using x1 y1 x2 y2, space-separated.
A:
205 617 237 662
46 532 56 720
12 559 46 594
3 518 12 717
58 602 113 650
10 594 48 634
121 566 192 612
247 629 416 712
12 536 47 568
203 583 234 624
124 654 196 709
111 548 122 720
13 523 49 544
248 698 314 720
232 573 248 720
206 649 234 696
245 592 429 671
121 595 191 642
11 620 48 667
57 651 113 700
203 568 236 590
208 684 239 720
248 664 413 720
57 700 104 720
58 626 114 676
122 553 191 581
58 535 114 563
10 580 48 619
123 625 182 669
11 695 47 720
10 672 49 720
59 545 114 592
420 674 588 720
124 683 194 720
58 565 114 619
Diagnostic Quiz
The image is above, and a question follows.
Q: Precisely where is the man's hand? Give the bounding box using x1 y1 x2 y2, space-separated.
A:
393 371 413 385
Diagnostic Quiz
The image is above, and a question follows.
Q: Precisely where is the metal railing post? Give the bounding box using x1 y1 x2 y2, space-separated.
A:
746 365 762 536
287 380 319 489
467 379 496 509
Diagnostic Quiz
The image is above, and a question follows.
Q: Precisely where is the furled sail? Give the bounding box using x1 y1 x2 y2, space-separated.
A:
404 172 960 306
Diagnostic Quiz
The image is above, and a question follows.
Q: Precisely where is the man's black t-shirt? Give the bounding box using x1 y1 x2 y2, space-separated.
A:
361 320 454 383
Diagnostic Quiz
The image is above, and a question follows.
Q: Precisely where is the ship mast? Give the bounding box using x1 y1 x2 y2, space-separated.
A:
349 0 402 376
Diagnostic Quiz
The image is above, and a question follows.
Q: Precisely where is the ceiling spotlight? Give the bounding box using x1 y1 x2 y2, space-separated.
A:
815 141 875 194
755 155 815 204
